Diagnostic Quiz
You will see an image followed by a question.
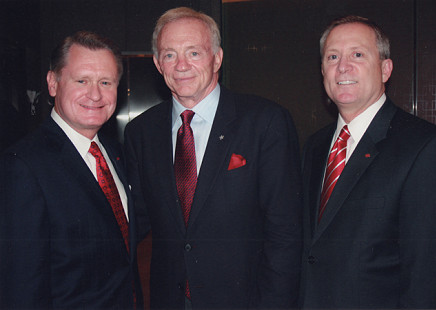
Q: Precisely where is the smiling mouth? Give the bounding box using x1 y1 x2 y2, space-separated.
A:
80 104 103 109
337 81 357 85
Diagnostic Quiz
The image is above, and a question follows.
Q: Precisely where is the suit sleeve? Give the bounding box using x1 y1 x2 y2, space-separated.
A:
256 106 303 308
124 124 151 241
398 135 436 307
0 153 51 308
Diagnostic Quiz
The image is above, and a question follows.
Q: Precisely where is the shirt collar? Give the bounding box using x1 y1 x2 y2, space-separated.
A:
336 93 386 142
51 108 100 159
172 84 220 129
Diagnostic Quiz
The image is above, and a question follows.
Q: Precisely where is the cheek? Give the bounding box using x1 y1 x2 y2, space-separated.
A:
160 64 174 76
323 74 334 90
106 91 118 107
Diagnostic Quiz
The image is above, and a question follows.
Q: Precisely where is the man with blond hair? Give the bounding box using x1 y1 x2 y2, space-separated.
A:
125 6 302 310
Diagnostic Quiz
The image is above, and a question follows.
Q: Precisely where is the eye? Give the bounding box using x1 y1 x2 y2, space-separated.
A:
327 55 338 61
77 80 86 84
354 52 363 57
101 81 111 86
191 51 199 56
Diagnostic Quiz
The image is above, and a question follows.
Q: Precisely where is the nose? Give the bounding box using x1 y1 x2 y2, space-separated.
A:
87 83 102 101
337 57 352 73
175 55 190 72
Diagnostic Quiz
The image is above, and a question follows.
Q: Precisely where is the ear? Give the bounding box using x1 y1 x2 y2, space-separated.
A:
153 55 163 75
381 58 393 83
213 48 224 73
321 63 325 77
47 71 58 97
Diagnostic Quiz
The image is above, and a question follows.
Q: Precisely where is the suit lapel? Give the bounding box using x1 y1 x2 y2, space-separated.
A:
187 88 237 228
100 135 136 257
152 101 188 235
307 126 335 238
313 99 397 242
44 117 131 256
43 118 106 208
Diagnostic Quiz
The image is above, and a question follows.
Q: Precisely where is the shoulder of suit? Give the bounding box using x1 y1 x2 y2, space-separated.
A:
1 126 61 168
99 133 122 156
126 99 171 130
389 107 436 139
306 122 336 144
221 87 288 118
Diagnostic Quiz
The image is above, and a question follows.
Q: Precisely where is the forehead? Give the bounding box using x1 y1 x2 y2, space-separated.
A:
159 18 211 47
325 22 377 50
64 44 117 75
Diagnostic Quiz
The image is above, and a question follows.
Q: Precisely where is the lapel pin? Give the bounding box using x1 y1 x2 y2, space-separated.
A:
219 135 224 141
365 153 371 158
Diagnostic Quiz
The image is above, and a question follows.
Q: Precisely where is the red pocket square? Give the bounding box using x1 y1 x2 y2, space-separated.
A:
228 154 246 170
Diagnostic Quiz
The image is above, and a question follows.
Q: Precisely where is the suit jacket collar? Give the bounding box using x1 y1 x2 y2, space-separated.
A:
313 98 397 241
146 101 188 235
41 117 133 258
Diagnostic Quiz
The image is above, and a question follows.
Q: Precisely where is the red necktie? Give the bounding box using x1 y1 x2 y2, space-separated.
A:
174 110 197 226
89 142 129 252
319 125 351 222
174 110 197 300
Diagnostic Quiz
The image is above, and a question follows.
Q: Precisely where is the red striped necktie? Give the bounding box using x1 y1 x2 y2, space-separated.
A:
318 125 351 222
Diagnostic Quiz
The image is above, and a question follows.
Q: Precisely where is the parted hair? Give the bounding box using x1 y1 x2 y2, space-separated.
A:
49 31 123 81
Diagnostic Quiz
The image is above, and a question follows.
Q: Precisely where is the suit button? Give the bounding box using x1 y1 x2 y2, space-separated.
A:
178 283 183 290
308 256 316 264
185 243 192 252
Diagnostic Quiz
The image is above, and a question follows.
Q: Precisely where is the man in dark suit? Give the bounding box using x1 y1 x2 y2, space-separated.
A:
300 15 436 308
124 7 302 310
0 31 142 309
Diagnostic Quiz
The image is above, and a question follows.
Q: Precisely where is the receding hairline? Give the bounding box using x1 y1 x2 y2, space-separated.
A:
320 15 390 61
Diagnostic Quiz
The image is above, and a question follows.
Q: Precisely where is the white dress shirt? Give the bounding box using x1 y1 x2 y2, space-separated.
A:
51 109 129 219
171 84 220 175
331 93 386 163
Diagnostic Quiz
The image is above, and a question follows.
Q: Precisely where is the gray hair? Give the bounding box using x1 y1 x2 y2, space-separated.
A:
320 15 390 61
151 7 221 58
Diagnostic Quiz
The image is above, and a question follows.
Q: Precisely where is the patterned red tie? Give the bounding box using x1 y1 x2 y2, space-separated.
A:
174 110 197 226
174 110 197 300
89 142 129 252
319 125 351 222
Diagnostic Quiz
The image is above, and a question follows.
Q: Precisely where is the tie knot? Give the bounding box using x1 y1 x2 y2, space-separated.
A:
339 125 351 142
89 141 102 158
180 110 195 125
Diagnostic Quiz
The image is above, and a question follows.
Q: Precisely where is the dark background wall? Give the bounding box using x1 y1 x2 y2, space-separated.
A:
2 0 436 146
223 0 436 145
1 0 435 308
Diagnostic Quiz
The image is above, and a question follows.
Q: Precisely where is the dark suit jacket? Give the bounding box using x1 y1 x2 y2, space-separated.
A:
124 87 302 309
300 98 436 308
0 116 143 309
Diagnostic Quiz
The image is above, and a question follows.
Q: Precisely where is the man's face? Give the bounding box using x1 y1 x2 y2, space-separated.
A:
153 18 223 108
321 23 393 120
47 44 119 139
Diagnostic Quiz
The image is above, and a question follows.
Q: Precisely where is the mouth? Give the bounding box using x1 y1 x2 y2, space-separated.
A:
175 76 194 82
337 80 357 85
80 104 104 110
